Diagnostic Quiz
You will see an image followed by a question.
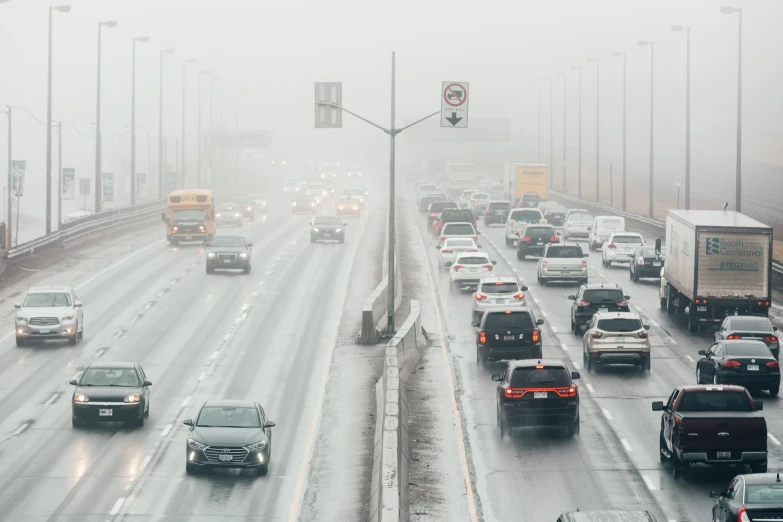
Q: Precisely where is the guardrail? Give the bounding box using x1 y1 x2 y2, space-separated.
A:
6 199 165 260
549 190 783 276
369 300 422 522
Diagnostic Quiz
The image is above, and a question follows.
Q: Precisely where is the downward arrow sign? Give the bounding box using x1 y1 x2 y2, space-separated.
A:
446 112 463 126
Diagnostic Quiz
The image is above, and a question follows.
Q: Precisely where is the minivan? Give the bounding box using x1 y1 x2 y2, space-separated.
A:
588 216 626 251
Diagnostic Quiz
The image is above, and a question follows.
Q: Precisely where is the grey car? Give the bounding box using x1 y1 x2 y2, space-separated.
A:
471 277 528 323
206 235 252 274
215 204 243 226
310 215 347 243
537 244 589 285
15 286 84 346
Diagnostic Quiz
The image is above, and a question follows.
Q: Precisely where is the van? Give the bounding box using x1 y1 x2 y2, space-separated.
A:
489 184 504 201
588 216 626 251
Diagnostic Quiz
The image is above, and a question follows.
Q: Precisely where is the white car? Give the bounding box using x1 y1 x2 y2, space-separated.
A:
563 213 594 240
601 232 645 268
471 277 527 323
439 222 478 244
437 237 478 267
469 192 491 217
283 181 301 194
504 208 546 247
449 252 496 293
459 190 478 208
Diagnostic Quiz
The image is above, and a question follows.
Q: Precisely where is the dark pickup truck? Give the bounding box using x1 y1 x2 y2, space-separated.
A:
653 385 767 478
433 209 477 236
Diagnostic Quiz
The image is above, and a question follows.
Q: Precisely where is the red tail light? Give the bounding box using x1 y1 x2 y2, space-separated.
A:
482 264 494 271
723 360 741 369
727 334 742 340
513 292 525 300
764 336 779 345
550 236 559 242
475 293 488 301
581 260 587 269
577 300 590 307
505 387 576 398
453 264 465 272
738 507 749 522
505 388 524 398
468 248 478 252
520 236 531 242
486 210 491 215
442 249 453 253
473 221 477 228
616 300 628 307
428 212 436 217
638 331 648 339
479 331 487 344
591 331 602 339
607 243 617 249
542 261 548 269
637 258 645 265
766 361 780 369
532 329 540 343
440 236 446 241
473 236 478 241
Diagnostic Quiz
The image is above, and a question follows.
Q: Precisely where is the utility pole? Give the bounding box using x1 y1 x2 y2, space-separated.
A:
130 36 149 205
158 48 174 198
56 121 62 228
5 107 11 250
571 66 582 199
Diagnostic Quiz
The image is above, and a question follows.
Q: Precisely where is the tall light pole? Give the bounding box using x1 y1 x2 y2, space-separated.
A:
55 121 62 227
611 51 627 211
721 5 743 212
158 48 175 198
570 66 583 199
95 19 117 213
45 4 70 234
534 81 541 163
130 36 150 206
542 77 552 185
181 58 196 188
638 40 655 218
587 58 600 203
671 25 691 210
198 70 211 188
4 107 11 249
555 72 566 190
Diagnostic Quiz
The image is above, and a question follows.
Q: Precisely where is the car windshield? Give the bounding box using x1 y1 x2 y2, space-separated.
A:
442 211 473 221
338 200 358 206
583 289 624 302
568 215 593 223
597 318 642 332
480 282 519 294
548 206 567 214
419 185 437 191
485 312 534 329
522 194 540 201
639 248 657 257
23 293 71 307
444 224 475 235
598 219 624 228
677 391 753 412
746 484 783 504
730 317 773 332
445 239 474 248
172 209 205 221
455 256 489 266
510 367 570 387
488 203 511 210
538 202 558 209
525 227 555 237
473 193 488 199
546 246 582 258
80 368 139 387
315 217 341 225
284 181 299 186
234 199 251 205
217 205 237 211
196 406 261 428
726 342 773 357
612 235 643 244
211 236 245 247
510 211 541 222
422 197 443 206
295 197 314 203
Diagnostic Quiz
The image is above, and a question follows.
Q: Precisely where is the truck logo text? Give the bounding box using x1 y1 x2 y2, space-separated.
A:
705 237 764 257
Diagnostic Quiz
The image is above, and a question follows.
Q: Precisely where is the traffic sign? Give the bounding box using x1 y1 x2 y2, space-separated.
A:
441 81 469 128
314 82 342 128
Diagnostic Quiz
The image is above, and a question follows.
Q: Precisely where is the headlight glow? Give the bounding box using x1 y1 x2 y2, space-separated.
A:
246 440 268 450
335 228 342 233
338 206 344 210
234 213 241 217
313 228 320 232
216 213 222 217
292 203 297 207
74 394 89 403
172 226 179 232
188 438 207 450
239 253 248 258
124 394 141 403
207 252 216 258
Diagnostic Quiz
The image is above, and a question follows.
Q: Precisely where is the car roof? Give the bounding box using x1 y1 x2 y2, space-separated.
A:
727 316 771 324
479 276 518 284
86 362 137 370
455 251 489 259
443 222 474 226
510 208 541 212
610 232 642 237
443 237 475 243
508 358 566 370
741 472 783 485
720 339 772 349
593 311 641 320
679 384 748 392
558 510 656 522
202 399 256 408
29 286 72 293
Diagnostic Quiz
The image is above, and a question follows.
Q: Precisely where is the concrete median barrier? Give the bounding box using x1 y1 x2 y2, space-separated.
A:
369 300 422 522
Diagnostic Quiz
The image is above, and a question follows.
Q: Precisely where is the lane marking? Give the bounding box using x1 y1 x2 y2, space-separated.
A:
686 355 695 363
210 351 220 360
223 333 231 342
95 348 107 358
769 433 781 446
585 383 595 393
621 438 632 452
45 393 59 405
550 325 558 333
533 297 540 304
114 330 125 339
139 455 151 472
160 424 172 437
13 423 28 436
110 498 125 516
602 408 614 420
541 310 549 317
197 372 205 381
181 396 191 407
560 343 569 351
572 360 582 370
642 475 657 491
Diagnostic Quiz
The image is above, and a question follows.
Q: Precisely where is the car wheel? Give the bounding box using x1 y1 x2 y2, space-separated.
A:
696 368 702 384
629 268 633 280
258 464 269 476
310 237 315 243
606 260 612 268
566 415 580 437
660 297 666 310
659 433 668 462
145 400 150 418
633 271 639 283
642 358 651 372
587 356 594 372
186 462 200 475
688 311 698 333
770 386 780 397
339 238 345 244
72 415 82 428
505 237 512 247
713 373 719 385
517 250 522 260
136 412 145 427
15 336 26 347
206 266 214 274
499 415 508 439
243 266 251 274
672 453 687 478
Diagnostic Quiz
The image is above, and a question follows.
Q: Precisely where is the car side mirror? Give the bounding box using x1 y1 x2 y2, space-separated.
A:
698 350 707 356
710 490 722 498
587 226 592 231
491 373 502 381
446 262 453 267
571 371 580 380
644 324 650 330
775 326 779 331
74 301 83 307
471 320 479 327
476 230 481 235
520 286 529 291
436 245 441 250
477 244 482 248
14 303 20 309
308 221 313 225
584 253 589 257
567 295 576 301
343 223 347 227
183 419 194 426
624 295 631 300
264 421 276 428
651 401 664 411
69 379 78 386
247 243 253 248
655 238 662 255
536 319 545 325
756 401 764 411
492 261 497 265
143 380 153 386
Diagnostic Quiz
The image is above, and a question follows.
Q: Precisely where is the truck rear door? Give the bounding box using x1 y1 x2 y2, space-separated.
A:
681 415 767 454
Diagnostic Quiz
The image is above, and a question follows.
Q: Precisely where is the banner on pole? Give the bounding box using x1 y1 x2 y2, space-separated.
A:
136 173 148 200
11 160 25 196
102 172 114 202
62 168 75 200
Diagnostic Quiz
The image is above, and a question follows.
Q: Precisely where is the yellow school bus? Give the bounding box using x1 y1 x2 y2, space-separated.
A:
162 189 215 245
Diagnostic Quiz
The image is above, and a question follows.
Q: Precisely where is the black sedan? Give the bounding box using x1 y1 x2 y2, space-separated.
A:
70 362 152 428
629 246 665 282
715 315 780 360
206 235 252 274
292 195 317 214
711 472 783 522
184 400 275 475
492 359 580 437
310 215 347 243
696 340 780 396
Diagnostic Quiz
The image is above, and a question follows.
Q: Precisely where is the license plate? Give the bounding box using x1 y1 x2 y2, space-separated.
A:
223 259 231 264
537 240 543 244
616 336 625 341
599 307 609 313
504 335 515 341
717 451 731 459
324 233 331 237
561 272 570 276
534 392 548 399
99 409 113 417
697 306 708 312
653 262 661 266
218 454 233 462
747 365 759 371
469 268 477 272
492 299 502 304
39 328 50 334
185 236 192 240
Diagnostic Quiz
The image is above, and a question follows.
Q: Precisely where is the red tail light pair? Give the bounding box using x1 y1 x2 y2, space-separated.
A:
549 236 559 242
504 386 576 398
577 300 590 307
727 334 742 340
520 236 531 242
764 336 779 345
482 264 494 271
442 249 454 253
453 264 465 272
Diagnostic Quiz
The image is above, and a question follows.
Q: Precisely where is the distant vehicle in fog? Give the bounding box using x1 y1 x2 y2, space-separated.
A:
206 234 252 274
215 203 243 227
336 198 362 216
248 193 268 212
283 179 302 194
310 215 347 243
232 197 256 221
164 189 215 245
292 195 317 214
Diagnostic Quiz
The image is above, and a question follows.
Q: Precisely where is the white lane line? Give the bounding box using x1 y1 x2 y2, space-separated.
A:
669 337 678 344
686 355 695 363
550 325 558 333
533 297 540 304
541 310 549 317
110 498 125 515
156 290 165 297
160 424 172 437
769 433 781 446
512 268 519 273
45 393 59 405
140 455 151 472
95 348 107 358
114 330 125 339
621 438 633 452
223 333 231 342
210 350 220 360
642 475 657 491
181 396 191 407
198 372 205 381
561 343 569 351
585 383 595 393
572 360 582 370
13 423 28 436
602 408 614 420
130 315 141 324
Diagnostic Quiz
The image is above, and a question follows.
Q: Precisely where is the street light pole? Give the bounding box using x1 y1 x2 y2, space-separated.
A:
570 66 582 199
95 20 117 213
45 4 70 234
587 58 600 202
639 40 655 218
4 107 11 249
130 36 149 206
198 70 210 188
158 48 174 198
56 121 62 227
181 58 195 188
555 73 566 190
611 51 627 211
549 77 554 188
721 5 742 212
672 25 691 210
535 81 541 163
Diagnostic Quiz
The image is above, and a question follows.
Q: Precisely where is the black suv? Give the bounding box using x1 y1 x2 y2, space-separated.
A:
492 359 580 437
206 234 253 274
310 215 346 243
474 308 544 364
568 284 630 335
517 192 541 208
517 224 559 259
484 201 512 225
629 245 665 282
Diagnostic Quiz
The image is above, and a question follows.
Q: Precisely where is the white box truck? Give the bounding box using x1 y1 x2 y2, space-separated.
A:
663 210 773 332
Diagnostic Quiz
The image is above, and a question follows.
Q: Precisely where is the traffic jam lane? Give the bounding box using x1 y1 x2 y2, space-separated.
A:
476 215 783 522
412 204 669 522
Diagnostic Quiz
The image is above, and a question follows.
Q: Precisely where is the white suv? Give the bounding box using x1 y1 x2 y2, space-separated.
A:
439 222 478 244
15 286 84 346
601 232 645 268
449 252 496 293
